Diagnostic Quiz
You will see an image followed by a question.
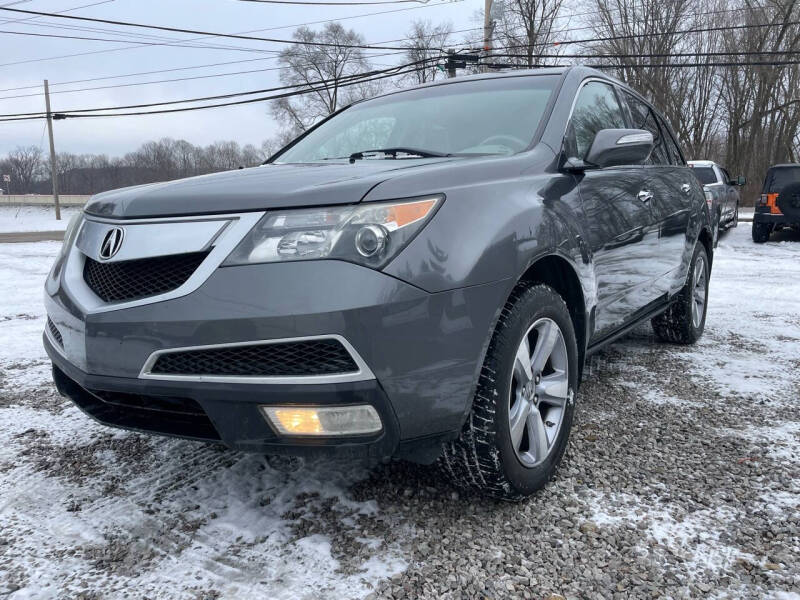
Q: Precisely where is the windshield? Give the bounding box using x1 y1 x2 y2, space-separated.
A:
275 75 559 163
764 167 800 193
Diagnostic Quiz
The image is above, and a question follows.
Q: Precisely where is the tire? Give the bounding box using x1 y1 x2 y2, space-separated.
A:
439 284 578 501
651 242 709 345
752 222 771 243
731 201 739 229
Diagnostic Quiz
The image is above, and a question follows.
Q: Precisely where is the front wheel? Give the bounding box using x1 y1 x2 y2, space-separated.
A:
439 284 578 501
752 222 771 243
651 242 709 345
731 201 739 229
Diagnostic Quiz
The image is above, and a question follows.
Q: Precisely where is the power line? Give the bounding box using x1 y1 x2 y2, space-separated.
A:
0 56 285 91
0 0 112 25
479 17 799 54
0 28 284 52
0 49 410 100
0 0 458 69
480 59 800 69
236 0 431 4
0 6 432 50
0 58 437 119
3 18 287 53
0 61 429 122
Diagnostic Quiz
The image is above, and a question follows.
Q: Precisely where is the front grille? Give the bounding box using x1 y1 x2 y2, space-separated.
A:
47 317 63 347
83 251 209 303
150 339 359 377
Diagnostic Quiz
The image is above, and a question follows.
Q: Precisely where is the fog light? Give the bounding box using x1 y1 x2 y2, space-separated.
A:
261 405 382 436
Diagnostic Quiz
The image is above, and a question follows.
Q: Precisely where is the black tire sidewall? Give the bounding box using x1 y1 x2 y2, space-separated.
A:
490 287 579 496
752 222 771 243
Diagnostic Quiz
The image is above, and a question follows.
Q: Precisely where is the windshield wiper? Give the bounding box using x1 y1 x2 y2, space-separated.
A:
348 147 451 163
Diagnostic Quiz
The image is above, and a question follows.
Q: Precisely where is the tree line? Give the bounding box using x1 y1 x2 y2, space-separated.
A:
0 139 274 196
2 0 799 201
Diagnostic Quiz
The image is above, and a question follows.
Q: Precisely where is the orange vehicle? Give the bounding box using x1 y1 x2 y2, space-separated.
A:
753 164 800 242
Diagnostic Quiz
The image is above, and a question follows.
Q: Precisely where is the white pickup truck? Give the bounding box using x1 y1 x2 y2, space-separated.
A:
688 160 745 238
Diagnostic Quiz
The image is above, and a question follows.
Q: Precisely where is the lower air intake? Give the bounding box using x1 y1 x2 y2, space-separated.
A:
150 339 360 377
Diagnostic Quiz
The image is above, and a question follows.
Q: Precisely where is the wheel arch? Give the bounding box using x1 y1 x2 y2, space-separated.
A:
516 253 588 375
698 226 714 270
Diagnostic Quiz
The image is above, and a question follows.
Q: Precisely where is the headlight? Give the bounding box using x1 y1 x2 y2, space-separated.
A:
224 195 443 269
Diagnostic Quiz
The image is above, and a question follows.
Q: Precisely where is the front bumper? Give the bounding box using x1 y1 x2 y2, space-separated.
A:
48 343 401 459
46 245 510 456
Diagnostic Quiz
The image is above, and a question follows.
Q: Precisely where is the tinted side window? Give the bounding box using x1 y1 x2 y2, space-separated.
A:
623 92 670 165
659 118 685 166
566 81 627 159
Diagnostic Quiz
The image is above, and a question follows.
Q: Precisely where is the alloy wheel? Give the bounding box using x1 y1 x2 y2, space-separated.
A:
691 254 707 328
508 318 570 468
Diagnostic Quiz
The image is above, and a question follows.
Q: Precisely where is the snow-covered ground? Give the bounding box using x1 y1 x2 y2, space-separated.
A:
0 225 798 598
0 206 83 233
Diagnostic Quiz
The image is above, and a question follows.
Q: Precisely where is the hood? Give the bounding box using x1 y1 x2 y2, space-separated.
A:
84 159 458 219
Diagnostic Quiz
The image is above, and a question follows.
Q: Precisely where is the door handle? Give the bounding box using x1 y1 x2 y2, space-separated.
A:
638 190 654 203
681 183 691 194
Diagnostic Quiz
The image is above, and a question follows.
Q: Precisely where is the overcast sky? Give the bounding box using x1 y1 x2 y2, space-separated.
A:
0 0 478 156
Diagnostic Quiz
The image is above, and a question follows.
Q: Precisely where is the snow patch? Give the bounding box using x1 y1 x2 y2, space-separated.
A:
0 205 82 233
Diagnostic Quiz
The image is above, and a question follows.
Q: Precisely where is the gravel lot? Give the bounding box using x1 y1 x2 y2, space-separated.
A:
1 225 798 599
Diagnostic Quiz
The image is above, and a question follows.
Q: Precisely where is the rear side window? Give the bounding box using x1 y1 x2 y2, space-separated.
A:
565 81 627 159
763 167 800 193
691 167 717 185
623 92 670 165
659 118 685 165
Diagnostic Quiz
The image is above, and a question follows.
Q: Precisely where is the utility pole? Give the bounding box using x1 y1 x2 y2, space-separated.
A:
483 0 495 72
446 50 457 78
44 79 61 220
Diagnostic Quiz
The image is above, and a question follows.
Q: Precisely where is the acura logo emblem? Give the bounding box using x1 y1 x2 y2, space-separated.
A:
99 227 124 260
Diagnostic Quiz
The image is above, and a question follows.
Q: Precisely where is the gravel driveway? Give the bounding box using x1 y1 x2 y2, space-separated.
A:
1 225 798 599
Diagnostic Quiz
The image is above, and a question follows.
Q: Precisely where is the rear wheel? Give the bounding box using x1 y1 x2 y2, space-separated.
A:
651 242 709 345
439 284 578 501
752 222 771 243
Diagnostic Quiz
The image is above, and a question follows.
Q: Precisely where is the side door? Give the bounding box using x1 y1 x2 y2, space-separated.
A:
567 80 662 339
623 92 694 296
718 166 736 222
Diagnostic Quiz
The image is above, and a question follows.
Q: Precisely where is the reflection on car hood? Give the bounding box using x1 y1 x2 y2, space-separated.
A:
84 159 458 219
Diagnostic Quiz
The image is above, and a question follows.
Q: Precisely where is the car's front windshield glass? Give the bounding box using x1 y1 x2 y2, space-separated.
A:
765 167 800 193
274 75 559 163
691 167 717 185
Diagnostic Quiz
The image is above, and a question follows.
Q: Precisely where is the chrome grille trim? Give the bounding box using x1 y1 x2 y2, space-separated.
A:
139 335 376 385
61 211 265 315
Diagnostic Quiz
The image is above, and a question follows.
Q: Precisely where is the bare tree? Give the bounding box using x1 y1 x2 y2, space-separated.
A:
7 146 43 193
719 0 800 196
402 20 451 84
271 23 378 137
492 0 569 67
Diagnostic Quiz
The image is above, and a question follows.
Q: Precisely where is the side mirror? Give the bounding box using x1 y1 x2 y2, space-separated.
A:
736 175 746 186
583 129 654 169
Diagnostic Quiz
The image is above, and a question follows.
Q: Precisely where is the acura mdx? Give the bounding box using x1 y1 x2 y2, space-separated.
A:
44 66 713 500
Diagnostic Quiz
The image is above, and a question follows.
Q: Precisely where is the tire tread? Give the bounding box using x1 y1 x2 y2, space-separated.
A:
439 283 571 501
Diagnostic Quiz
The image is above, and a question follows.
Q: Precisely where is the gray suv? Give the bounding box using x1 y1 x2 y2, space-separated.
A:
44 67 713 500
